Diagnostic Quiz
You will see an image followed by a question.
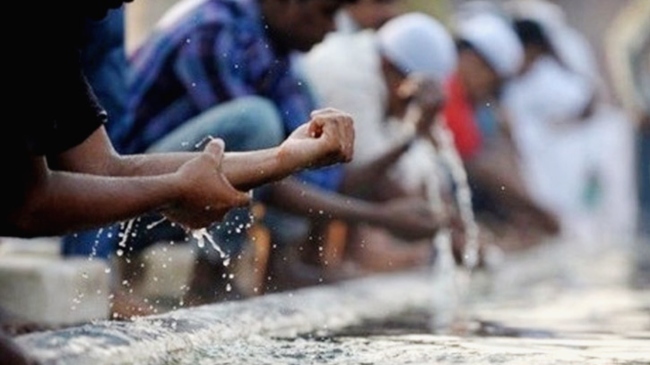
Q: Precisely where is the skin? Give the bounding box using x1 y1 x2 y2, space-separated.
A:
457 48 501 104
454 47 561 237
345 0 403 30
261 0 345 53
2 109 354 237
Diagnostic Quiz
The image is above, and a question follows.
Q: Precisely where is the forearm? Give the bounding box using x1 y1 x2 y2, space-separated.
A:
6 171 181 237
267 178 383 225
220 147 300 192
465 158 535 210
340 139 411 195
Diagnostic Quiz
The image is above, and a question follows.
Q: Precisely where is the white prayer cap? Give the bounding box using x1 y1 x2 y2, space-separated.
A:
504 0 599 83
455 13 524 78
377 12 457 83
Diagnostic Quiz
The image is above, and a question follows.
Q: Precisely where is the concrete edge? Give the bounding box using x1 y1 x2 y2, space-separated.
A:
16 269 435 365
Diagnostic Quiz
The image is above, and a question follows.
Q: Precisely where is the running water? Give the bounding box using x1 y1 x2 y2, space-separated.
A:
191 227 231 267
429 120 480 331
401 104 481 332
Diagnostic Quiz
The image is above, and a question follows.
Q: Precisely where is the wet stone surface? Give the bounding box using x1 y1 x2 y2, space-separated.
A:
16 241 650 365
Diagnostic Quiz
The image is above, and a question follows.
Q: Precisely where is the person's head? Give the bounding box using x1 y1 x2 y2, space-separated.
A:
260 0 359 53
376 12 457 118
345 0 403 30
513 18 554 71
453 14 523 102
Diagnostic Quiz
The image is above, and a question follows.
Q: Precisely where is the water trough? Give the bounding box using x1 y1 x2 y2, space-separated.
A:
15 269 436 365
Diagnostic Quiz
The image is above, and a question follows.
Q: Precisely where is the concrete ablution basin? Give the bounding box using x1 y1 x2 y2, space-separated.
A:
14 239 650 365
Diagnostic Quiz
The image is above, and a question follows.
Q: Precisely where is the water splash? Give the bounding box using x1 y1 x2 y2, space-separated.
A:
191 228 229 264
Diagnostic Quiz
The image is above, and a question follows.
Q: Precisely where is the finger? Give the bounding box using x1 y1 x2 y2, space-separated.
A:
308 117 325 138
230 189 252 208
212 170 251 208
203 138 226 163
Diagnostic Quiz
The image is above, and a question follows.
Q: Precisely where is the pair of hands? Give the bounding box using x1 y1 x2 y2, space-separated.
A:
164 108 355 230
397 74 446 138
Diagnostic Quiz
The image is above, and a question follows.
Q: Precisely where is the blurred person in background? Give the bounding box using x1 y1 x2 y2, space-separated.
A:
503 0 638 249
442 9 561 252
302 12 469 273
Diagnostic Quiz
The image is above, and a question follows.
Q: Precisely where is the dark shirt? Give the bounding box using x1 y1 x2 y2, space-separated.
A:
20 9 107 156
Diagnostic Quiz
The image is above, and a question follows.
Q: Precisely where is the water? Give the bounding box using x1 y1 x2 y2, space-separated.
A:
191 228 229 265
176 243 650 365
400 105 482 332
16 237 650 365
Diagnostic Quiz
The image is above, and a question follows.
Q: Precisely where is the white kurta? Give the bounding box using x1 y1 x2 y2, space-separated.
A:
503 55 637 245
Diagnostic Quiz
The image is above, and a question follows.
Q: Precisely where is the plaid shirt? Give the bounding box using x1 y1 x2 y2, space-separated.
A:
112 0 342 191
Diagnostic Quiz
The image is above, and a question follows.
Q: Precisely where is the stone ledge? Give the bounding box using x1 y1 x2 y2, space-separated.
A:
15 270 434 365
0 256 111 326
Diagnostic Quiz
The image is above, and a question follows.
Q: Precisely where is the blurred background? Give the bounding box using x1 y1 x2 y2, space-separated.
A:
126 0 636 108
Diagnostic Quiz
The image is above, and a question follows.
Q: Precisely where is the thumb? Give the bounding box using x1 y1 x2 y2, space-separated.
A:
203 138 226 163
232 189 253 208
308 118 324 138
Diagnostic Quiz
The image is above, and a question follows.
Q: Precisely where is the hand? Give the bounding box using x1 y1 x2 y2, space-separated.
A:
163 138 251 230
397 74 445 136
280 108 355 169
377 197 448 241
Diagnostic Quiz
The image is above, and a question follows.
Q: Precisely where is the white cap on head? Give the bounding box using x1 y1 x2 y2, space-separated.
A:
455 13 524 78
377 12 457 83
504 0 600 86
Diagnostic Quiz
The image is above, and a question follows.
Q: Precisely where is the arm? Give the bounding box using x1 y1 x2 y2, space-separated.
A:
11 106 355 237
340 136 412 198
267 178 445 241
52 108 355 191
464 150 560 234
4 139 249 238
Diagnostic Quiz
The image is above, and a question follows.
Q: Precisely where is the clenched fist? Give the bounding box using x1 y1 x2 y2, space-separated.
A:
279 108 355 170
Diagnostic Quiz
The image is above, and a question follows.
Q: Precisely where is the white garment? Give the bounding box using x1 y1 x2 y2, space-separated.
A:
504 55 638 244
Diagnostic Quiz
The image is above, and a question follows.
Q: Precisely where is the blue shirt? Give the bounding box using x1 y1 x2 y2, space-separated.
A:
113 0 342 191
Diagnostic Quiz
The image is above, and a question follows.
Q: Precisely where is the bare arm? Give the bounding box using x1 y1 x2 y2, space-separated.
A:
3 139 249 238
52 109 354 192
267 178 445 241
340 137 412 199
